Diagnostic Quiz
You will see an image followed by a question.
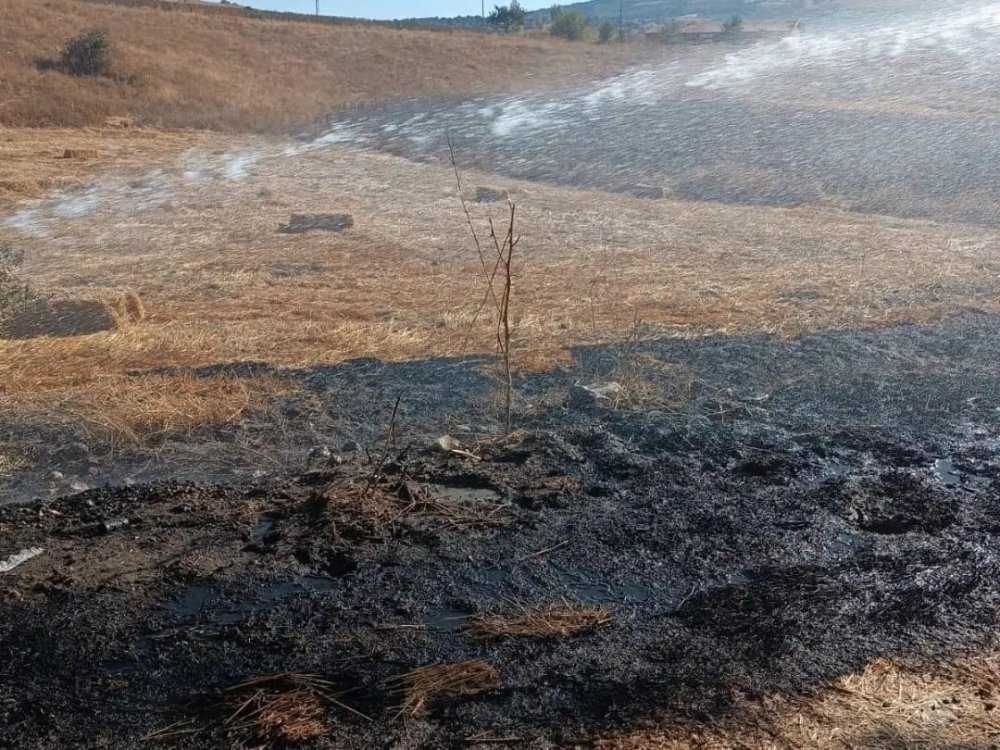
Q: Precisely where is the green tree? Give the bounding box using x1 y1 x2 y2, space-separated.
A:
598 20 616 43
487 1 526 32
60 28 113 77
549 5 591 41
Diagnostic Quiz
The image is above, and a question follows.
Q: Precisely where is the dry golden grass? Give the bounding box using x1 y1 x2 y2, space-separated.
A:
0 0 662 132
147 672 369 744
3 367 287 448
0 446 28 477
389 661 500 717
226 688 326 743
469 601 612 638
2 131 1000 441
218 673 359 743
598 652 1000 750
0 127 230 204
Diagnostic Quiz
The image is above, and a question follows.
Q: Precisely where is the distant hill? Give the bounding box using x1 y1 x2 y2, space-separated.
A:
410 0 855 28
1 0 655 131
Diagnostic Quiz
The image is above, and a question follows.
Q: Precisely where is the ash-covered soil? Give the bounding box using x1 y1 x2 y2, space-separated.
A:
2 313 1000 747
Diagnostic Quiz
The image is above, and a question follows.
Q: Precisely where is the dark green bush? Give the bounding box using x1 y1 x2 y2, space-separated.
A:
60 29 113 77
598 21 616 43
549 6 591 41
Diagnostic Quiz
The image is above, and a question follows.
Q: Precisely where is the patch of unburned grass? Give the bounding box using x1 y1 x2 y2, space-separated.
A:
3 368 289 449
0 446 28 476
469 601 612 638
148 672 370 745
597 652 1000 750
388 661 500 717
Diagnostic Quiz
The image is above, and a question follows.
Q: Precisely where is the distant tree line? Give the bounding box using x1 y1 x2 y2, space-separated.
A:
487 0 526 31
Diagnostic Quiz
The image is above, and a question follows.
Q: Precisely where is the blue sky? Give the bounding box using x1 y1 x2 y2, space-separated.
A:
224 1 551 20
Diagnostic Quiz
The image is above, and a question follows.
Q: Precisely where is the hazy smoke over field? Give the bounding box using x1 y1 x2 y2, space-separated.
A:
6 0 1000 235
689 1 1000 89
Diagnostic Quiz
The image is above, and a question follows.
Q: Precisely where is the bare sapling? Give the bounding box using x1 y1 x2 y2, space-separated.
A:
489 204 517 432
447 135 519 433
360 394 401 499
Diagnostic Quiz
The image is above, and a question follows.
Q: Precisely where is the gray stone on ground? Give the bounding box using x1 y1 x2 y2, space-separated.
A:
280 214 354 233
569 382 623 409
436 435 462 452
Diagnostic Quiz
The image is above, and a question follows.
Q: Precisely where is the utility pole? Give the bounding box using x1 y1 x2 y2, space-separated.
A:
618 0 624 42
315 0 319 15
483 0 486 27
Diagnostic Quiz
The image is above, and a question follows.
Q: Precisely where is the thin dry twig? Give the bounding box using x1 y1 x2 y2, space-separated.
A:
516 540 569 563
360 394 402 499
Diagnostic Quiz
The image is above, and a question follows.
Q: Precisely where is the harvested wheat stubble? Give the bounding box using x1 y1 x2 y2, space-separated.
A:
469 601 612 638
598 653 1000 750
389 661 500 717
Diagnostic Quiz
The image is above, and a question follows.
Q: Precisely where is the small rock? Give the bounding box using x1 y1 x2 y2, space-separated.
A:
475 187 509 203
50 471 64 481
569 382 623 409
341 440 360 453
305 446 343 471
436 435 462 453
100 518 130 534
0 547 44 574
68 480 90 494
279 213 353 234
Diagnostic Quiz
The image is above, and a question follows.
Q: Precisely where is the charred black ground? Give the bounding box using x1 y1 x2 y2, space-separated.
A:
2 312 1000 748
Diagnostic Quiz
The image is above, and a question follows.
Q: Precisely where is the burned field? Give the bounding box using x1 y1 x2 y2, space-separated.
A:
2 312 1000 748
4 9 1000 745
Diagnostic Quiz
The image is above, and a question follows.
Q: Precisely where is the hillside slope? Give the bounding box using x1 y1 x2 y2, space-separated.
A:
0 0 656 132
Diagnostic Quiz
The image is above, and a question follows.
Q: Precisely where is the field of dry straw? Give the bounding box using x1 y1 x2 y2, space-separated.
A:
2 129 1000 445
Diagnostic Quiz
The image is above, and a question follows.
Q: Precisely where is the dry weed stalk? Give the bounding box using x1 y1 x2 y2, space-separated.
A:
323 475 509 540
490 205 517 432
389 660 500 717
360 394 402 499
468 601 612 638
448 135 519 433
110 289 146 326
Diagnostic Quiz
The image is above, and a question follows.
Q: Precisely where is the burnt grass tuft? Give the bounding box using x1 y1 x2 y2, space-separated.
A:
2 313 1000 746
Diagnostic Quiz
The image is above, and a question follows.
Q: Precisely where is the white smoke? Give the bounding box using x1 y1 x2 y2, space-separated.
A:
686 2 1000 89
